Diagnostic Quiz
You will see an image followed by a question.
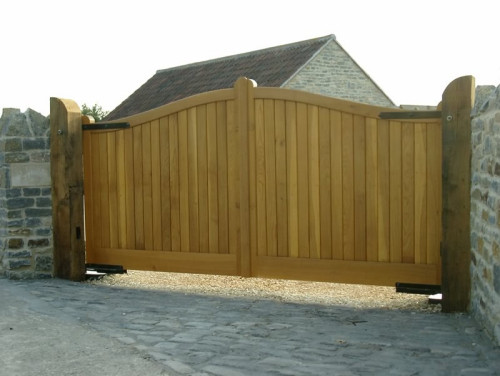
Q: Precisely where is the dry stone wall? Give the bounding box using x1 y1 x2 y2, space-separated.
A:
0 108 52 279
470 85 500 344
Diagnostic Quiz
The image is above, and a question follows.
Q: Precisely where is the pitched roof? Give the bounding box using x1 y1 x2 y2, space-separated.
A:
106 35 335 120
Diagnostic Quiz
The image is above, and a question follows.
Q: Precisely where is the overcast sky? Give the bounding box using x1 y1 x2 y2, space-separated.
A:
1 0 499 116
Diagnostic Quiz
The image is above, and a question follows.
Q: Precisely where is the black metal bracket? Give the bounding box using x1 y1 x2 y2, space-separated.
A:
395 282 441 295
379 111 442 120
86 263 127 274
82 122 130 131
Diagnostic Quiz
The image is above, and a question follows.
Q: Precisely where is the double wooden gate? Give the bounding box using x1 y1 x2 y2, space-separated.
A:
78 78 444 286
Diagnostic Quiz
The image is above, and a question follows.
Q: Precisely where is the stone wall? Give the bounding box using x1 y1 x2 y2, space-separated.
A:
470 85 500 344
283 38 396 108
0 108 53 279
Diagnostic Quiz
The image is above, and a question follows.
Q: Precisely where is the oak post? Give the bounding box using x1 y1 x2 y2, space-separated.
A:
441 76 475 312
50 97 86 281
235 77 255 277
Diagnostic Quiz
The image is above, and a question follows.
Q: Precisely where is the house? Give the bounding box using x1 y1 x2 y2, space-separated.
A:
105 34 395 120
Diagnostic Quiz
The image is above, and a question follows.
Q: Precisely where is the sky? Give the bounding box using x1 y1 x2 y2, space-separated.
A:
1 0 499 116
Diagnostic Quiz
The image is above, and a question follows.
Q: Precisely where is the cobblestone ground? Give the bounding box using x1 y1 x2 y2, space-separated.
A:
4 278 500 376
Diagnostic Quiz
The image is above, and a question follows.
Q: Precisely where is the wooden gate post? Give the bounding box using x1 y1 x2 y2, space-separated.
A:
50 97 86 281
441 76 475 312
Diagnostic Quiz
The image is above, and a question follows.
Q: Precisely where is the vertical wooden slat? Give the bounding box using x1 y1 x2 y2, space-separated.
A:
107 133 118 249
377 119 390 262
83 131 94 254
427 122 442 267
151 119 162 251
297 102 310 258
286 101 299 258
389 120 402 263
353 115 366 261
115 130 127 249
275 100 288 257
99 132 111 249
197 105 209 253
235 77 253 276
169 114 182 252
124 128 135 248
366 118 378 261
319 107 331 259
142 123 153 250
227 100 240 256
342 113 354 261
248 94 257 267
178 110 190 252
207 103 219 254
264 99 277 257
160 116 171 251
91 134 102 249
188 107 199 253
217 102 229 254
414 122 427 264
402 122 415 263
308 105 320 259
255 99 267 257
331 110 343 260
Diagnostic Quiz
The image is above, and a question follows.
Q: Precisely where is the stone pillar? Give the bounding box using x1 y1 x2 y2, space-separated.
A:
0 108 53 279
470 85 500 344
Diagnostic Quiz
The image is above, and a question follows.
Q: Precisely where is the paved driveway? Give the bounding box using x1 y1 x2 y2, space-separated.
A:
1 278 499 375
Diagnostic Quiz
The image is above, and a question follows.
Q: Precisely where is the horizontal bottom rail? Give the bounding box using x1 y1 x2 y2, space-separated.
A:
254 256 440 286
87 248 238 276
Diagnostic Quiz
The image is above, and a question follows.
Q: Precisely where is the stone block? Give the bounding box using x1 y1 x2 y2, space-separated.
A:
25 208 51 217
7 197 34 209
9 228 31 236
36 197 52 207
22 138 46 150
9 259 31 269
28 238 50 248
25 217 41 227
35 255 52 272
35 228 51 236
7 238 24 249
8 219 24 227
10 163 50 187
5 152 29 163
23 188 41 196
41 188 51 196
30 151 50 163
6 188 22 198
2 138 22 152
7 210 22 219
6 250 31 258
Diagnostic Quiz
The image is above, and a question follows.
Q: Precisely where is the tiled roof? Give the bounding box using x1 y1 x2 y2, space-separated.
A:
105 35 334 120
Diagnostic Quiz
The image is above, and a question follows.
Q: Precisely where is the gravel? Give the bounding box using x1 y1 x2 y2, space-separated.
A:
89 270 442 313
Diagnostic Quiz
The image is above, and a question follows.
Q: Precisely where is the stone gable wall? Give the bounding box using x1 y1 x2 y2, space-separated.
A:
0 108 53 279
470 85 500 344
283 39 396 108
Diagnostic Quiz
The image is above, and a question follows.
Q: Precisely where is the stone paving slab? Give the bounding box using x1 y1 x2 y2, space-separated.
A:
1 278 499 375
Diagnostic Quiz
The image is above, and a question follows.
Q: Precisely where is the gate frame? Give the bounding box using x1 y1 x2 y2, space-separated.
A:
50 76 475 312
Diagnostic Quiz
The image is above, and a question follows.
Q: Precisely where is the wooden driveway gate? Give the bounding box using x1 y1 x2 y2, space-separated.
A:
75 77 447 287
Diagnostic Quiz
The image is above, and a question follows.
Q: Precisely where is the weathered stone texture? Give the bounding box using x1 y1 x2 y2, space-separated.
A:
470 85 500 345
283 39 395 108
0 108 52 279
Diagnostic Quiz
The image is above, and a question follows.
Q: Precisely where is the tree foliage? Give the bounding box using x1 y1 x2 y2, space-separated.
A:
81 103 109 122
